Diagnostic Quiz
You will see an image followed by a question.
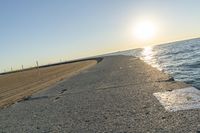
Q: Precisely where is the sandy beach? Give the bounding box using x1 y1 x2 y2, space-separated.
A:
0 60 97 108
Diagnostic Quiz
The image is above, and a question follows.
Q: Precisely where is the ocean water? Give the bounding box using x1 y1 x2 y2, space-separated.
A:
109 38 200 89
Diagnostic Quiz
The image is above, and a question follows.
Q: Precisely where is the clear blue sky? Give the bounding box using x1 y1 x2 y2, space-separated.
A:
1 0 200 71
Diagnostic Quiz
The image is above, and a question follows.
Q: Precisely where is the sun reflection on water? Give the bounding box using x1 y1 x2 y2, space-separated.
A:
141 46 162 71
142 46 153 61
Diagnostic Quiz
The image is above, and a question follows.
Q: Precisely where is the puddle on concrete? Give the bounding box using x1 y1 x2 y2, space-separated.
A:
153 87 200 112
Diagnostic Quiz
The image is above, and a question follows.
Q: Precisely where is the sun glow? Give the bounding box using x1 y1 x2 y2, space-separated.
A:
133 20 157 41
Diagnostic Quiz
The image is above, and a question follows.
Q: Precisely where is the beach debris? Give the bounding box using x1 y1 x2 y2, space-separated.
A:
60 89 67 94
156 77 175 82
22 96 31 101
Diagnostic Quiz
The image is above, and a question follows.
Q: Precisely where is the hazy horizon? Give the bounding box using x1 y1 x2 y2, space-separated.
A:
1 0 200 71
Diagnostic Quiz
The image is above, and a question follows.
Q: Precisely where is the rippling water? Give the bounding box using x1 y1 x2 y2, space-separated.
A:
109 38 200 89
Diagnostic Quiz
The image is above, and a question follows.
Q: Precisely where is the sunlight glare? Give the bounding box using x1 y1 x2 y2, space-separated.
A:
142 46 153 61
141 46 162 71
133 20 157 41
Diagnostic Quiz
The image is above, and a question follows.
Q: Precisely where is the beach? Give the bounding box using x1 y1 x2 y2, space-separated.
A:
0 60 97 108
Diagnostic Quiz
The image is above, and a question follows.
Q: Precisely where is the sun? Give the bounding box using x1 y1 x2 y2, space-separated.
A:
133 20 157 41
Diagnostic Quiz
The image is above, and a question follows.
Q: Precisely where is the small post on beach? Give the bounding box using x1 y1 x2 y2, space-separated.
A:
11 67 13 72
21 65 24 70
36 60 40 77
36 61 39 68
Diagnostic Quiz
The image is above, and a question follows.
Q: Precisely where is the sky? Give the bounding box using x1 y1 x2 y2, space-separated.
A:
1 0 200 71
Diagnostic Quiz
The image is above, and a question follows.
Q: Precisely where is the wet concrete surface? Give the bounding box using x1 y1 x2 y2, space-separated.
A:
0 55 199 133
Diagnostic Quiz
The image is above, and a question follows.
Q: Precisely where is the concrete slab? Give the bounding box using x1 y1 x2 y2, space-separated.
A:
154 87 200 112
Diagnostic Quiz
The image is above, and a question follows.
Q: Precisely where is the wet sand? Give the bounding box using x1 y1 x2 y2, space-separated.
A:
0 60 97 108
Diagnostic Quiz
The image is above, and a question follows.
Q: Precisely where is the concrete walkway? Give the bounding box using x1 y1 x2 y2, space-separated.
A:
0 55 199 132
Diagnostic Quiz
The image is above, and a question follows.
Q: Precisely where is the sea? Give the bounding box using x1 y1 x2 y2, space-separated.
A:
107 38 200 89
